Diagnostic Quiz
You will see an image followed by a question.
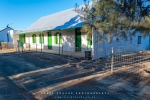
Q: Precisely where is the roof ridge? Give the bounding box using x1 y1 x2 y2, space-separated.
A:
0 27 13 32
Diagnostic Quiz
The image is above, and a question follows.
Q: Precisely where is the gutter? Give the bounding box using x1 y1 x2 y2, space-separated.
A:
16 27 82 35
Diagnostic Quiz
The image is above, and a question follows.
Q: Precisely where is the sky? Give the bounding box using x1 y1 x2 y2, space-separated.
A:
0 0 90 30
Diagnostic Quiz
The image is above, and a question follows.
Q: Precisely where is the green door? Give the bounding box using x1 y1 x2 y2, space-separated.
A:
48 32 52 49
19 34 25 46
75 29 81 51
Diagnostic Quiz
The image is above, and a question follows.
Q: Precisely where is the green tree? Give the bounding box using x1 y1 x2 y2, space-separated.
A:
74 0 150 42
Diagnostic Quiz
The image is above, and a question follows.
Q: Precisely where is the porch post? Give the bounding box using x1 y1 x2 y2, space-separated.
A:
40 33 42 53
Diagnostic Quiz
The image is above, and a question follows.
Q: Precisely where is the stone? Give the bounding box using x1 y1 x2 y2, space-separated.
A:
81 60 92 63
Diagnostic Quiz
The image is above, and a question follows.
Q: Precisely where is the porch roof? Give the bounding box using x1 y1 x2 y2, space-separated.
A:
18 8 83 35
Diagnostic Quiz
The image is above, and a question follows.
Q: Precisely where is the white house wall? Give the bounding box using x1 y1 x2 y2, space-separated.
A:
92 32 150 60
23 29 90 52
81 32 90 52
110 32 150 51
62 30 75 52
51 30 75 52
0 33 3 42
24 33 48 49
13 34 19 49
0 28 13 42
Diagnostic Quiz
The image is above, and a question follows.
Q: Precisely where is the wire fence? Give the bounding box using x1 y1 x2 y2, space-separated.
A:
96 47 150 77
17 43 91 65
11 42 150 75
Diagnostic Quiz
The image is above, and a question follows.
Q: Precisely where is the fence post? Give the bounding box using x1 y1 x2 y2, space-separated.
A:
62 45 63 55
36 44 37 53
17 40 20 53
22 43 23 53
111 47 114 73
29 43 30 51
41 43 42 53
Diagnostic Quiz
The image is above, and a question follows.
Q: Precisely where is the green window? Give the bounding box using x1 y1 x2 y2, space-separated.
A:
54 32 62 44
39 34 44 44
138 36 141 44
32 34 36 43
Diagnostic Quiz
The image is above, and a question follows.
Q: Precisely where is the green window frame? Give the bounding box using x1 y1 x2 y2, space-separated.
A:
87 39 92 46
138 36 141 44
39 33 44 44
32 34 36 43
54 32 62 44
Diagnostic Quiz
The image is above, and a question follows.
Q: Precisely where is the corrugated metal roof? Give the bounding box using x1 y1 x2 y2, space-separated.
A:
21 8 83 34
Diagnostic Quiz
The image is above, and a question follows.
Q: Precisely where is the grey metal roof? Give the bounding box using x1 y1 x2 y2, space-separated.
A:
21 8 83 34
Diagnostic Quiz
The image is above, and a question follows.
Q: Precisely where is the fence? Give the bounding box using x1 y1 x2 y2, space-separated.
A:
96 47 150 75
18 43 150 74
22 43 92 58
0 42 14 49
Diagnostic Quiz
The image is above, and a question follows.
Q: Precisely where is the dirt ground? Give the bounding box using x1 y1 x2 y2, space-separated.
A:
0 49 150 100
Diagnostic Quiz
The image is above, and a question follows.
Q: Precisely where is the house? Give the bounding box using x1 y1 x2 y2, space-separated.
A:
15 8 92 53
0 26 14 42
0 26 22 49
15 6 150 60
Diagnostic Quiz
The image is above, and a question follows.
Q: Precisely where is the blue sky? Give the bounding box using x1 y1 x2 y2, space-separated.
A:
0 0 90 30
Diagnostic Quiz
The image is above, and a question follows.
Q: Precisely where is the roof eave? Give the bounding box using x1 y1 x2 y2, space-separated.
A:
17 27 82 35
